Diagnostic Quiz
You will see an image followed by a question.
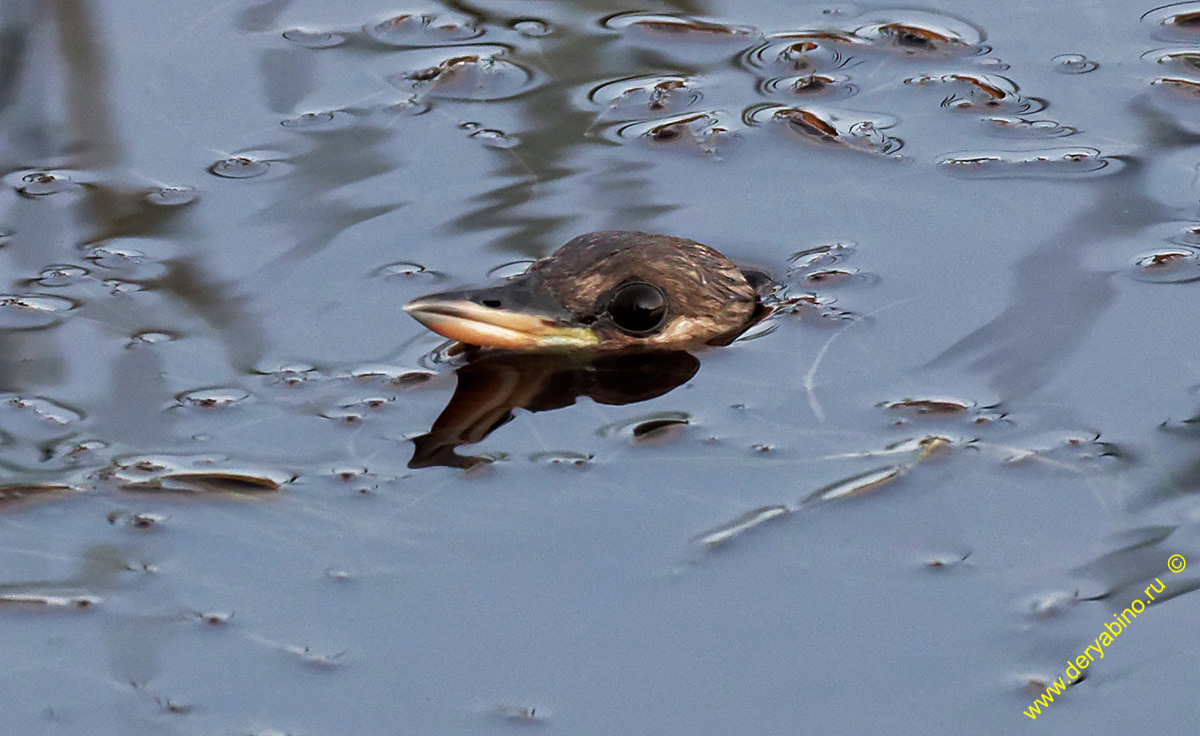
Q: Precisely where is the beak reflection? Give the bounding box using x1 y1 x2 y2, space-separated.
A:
409 350 700 469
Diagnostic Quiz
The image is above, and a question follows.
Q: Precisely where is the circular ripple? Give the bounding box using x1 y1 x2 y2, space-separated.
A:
392 49 540 101
1142 2 1200 42
980 117 1077 139
486 260 536 279
16 172 75 197
375 261 446 280
364 13 483 47
1130 246 1200 283
1143 48 1200 73
33 264 89 287
740 34 859 75
759 73 857 100
788 242 856 275
0 294 78 330
208 157 271 179
904 73 1043 114
613 110 738 153
1052 53 1098 74
176 388 252 409
83 244 146 270
744 103 902 156
597 410 691 439
1150 76 1200 101
588 75 702 118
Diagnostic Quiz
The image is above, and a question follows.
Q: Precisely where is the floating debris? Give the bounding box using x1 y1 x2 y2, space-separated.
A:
589 75 702 118
603 11 755 40
880 397 974 417
392 51 540 101
614 111 738 156
494 704 544 724
904 72 1043 113
631 417 689 440
744 103 902 155
364 13 482 47
0 483 82 511
195 610 234 625
938 147 1115 179
107 510 169 529
208 157 270 179
695 505 791 547
598 411 691 440
1130 246 1200 283
175 387 252 409
979 116 1076 139
282 29 346 49
102 455 292 493
800 465 905 506
0 593 99 609
0 294 79 330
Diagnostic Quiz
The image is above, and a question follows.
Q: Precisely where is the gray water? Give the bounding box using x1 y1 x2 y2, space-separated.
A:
2 0 1200 733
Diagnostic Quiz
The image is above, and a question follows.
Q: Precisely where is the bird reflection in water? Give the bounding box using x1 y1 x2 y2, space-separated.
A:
403 231 772 469
409 350 699 469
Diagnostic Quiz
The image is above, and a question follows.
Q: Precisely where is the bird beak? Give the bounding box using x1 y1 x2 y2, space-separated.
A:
404 289 600 350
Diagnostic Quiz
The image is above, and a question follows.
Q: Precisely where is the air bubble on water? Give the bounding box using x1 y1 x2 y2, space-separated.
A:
16 172 74 197
281 111 356 132
33 265 89 287
282 29 347 49
0 294 78 329
530 451 593 467
511 19 550 37
208 157 271 179
127 331 177 348
468 128 517 149
175 388 252 409
143 186 197 206
1052 53 1098 74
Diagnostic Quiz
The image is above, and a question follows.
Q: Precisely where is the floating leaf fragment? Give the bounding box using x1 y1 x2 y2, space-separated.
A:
695 505 791 546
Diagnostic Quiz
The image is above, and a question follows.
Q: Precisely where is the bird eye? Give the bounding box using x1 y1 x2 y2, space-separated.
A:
607 282 667 336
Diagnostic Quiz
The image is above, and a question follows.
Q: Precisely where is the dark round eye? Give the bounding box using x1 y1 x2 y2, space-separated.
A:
607 282 667 336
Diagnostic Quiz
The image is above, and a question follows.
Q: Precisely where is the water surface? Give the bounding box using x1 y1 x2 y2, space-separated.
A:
2 0 1200 733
